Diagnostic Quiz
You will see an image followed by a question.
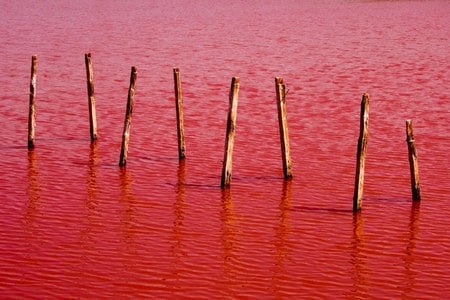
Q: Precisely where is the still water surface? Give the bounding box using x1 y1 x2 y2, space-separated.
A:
0 0 449 298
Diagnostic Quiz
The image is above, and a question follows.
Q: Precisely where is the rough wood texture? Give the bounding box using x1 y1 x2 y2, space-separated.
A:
275 77 293 179
28 55 37 149
85 53 98 141
174 68 186 159
119 66 137 167
353 93 370 212
406 120 421 201
221 77 240 188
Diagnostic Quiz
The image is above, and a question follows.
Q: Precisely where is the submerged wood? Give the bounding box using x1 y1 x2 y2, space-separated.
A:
275 77 293 179
406 120 421 201
353 93 370 212
174 68 186 159
221 77 240 188
28 55 37 149
85 53 98 141
119 66 137 167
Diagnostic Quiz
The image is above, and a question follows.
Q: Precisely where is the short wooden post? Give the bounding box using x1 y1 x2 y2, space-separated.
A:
353 93 370 212
173 68 186 159
221 77 240 188
119 66 137 167
406 120 421 201
85 53 98 141
28 55 37 149
275 77 293 179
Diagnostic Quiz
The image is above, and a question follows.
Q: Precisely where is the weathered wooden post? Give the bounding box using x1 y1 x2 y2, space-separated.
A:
275 77 293 179
406 120 421 201
173 68 186 159
353 93 370 212
221 77 240 188
119 66 137 167
85 53 98 141
28 55 37 149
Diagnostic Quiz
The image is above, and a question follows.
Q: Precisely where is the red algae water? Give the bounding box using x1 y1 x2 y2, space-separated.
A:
1 0 449 298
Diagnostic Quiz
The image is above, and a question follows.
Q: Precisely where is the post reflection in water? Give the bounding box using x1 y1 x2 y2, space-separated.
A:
25 150 41 226
403 201 421 297
351 211 367 298
119 167 136 248
171 159 186 284
273 179 292 294
220 188 238 294
86 141 99 210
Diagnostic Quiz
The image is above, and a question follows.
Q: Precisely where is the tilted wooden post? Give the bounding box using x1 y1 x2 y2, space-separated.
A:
353 93 370 212
85 53 98 141
406 120 421 201
221 77 240 188
28 55 37 149
275 77 293 179
119 66 137 167
173 68 186 159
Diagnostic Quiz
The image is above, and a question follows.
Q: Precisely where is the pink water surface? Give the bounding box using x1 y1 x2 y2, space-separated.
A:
0 0 449 298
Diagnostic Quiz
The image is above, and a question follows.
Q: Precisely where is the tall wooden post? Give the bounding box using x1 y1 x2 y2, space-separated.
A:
221 77 240 188
275 77 293 179
28 55 37 149
85 53 98 141
119 66 137 167
406 120 421 201
173 68 186 159
353 93 370 212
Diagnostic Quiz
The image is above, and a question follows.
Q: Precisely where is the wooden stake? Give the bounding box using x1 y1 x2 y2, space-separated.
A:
353 93 370 212
275 77 293 179
85 53 98 141
119 66 137 167
174 68 186 159
221 77 240 188
28 55 37 149
406 120 421 201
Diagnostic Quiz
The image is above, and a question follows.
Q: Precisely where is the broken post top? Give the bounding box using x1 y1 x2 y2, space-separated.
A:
130 66 137 76
275 77 284 85
359 93 370 137
126 66 137 114
406 119 415 141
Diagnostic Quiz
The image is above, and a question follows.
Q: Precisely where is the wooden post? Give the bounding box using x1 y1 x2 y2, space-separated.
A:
85 53 98 141
406 120 421 201
173 68 186 159
275 77 293 179
28 55 37 149
353 93 370 212
119 66 137 167
221 77 240 188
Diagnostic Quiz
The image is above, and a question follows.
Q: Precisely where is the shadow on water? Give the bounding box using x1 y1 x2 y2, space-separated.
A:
291 206 353 214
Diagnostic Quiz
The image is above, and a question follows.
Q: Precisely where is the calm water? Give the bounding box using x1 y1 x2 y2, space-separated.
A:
1 0 449 298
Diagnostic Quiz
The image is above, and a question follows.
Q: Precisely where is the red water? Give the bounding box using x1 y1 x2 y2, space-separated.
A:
1 0 450 298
